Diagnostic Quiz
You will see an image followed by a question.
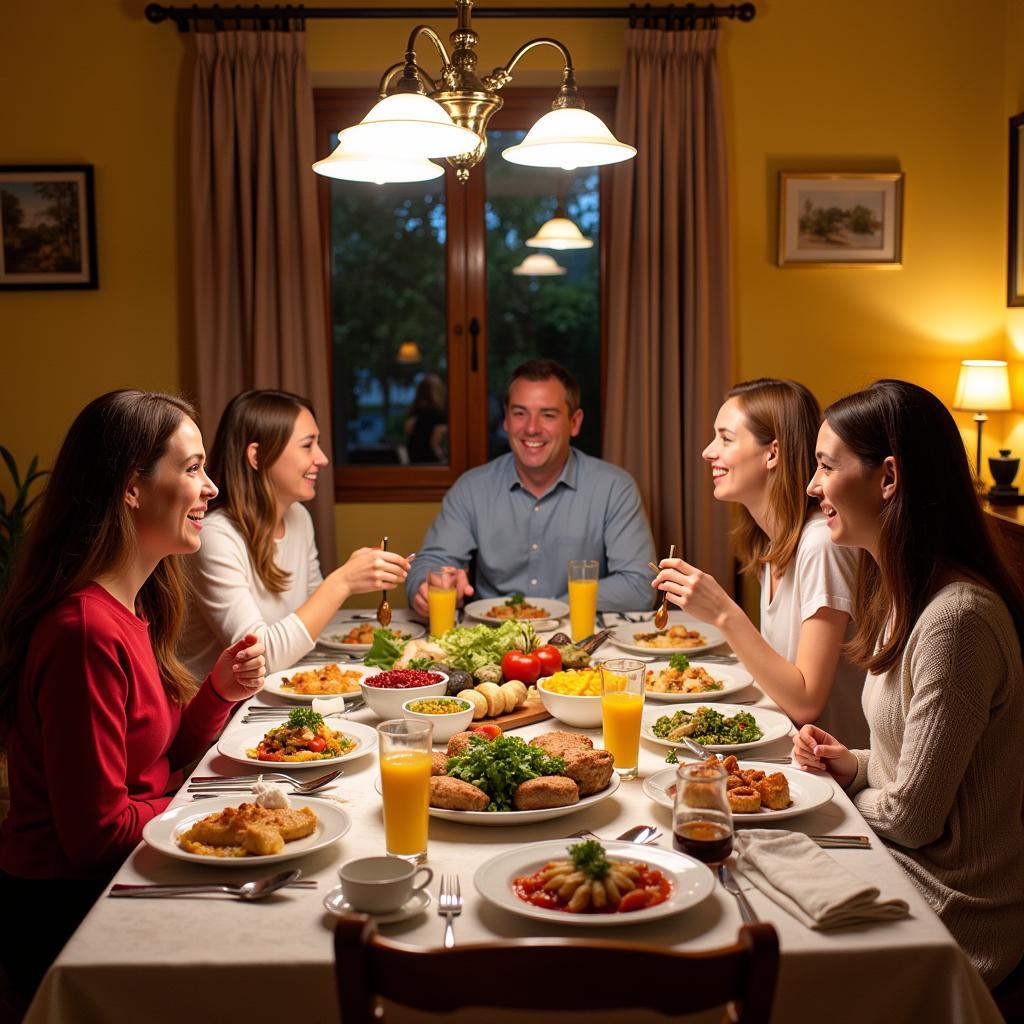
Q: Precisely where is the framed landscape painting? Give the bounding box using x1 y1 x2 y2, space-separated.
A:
0 165 98 290
778 172 904 268
1008 112 1024 305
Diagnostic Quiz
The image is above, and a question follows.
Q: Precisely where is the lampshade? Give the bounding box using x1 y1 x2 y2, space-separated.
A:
512 253 567 276
335 93 480 160
526 215 594 250
396 340 423 363
503 108 637 170
953 360 1013 412
312 140 444 184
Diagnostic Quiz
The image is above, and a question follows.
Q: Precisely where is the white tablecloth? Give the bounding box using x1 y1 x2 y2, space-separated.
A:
25 613 1002 1024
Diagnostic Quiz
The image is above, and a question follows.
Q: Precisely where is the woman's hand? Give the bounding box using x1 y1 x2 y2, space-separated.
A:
211 634 266 702
334 547 412 596
652 557 734 627
792 724 858 788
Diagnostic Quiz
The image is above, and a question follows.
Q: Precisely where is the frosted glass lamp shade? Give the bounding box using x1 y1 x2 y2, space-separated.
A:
335 93 479 159
953 360 1013 412
312 140 444 184
503 108 636 170
526 216 594 250
512 253 567 276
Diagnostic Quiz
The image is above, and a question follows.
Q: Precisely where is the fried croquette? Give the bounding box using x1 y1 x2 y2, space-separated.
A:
756 772 792 810
447 732 476 757
178 803 317 857
429 776 490 811
727 786 761 813
529 731 594 760
512 775 580 811
563 748 615 797
431 750 449 776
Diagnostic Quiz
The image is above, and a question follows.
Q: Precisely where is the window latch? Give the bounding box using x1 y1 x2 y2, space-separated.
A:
469 316 480 372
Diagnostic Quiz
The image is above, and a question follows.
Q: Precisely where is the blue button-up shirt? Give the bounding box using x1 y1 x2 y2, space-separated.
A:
406 449 656 611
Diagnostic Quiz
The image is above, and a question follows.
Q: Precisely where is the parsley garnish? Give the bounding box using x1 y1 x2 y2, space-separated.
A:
287 708 324 731
668 653 691 672
569 839 611 880
505 591 526 607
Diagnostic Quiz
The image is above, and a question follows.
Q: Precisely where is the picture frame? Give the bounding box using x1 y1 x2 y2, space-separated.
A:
0 164 98 290
778 172 904 268
1008 113 1024 306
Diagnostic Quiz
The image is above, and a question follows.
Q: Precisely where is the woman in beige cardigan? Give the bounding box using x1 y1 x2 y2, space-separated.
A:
792 379 1024 989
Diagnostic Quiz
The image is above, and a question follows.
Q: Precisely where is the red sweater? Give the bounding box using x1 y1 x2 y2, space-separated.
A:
0 583 236 880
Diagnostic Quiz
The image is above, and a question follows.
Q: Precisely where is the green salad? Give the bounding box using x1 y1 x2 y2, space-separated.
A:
651 706 763 745
445 735 564 812
436 620 538 673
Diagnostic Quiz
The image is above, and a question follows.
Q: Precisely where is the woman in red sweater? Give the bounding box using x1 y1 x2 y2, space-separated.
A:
0 390 266 1005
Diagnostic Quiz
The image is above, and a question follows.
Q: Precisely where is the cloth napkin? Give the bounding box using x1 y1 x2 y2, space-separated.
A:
312 696 350 717
733 829 910 930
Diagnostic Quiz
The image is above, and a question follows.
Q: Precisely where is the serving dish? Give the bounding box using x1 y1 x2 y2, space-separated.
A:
463 597 569 625
641 661 754 703
217 719 379 768
609 620 725 656
262 663 370 703
318 620 425 653
640 703 792 754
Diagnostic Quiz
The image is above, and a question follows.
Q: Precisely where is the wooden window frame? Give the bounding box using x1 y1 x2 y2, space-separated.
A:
315 87 614 503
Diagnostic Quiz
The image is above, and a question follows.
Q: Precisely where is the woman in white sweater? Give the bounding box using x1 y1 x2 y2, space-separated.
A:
792 379 1024 988
181 390 411 678
653 379 868 744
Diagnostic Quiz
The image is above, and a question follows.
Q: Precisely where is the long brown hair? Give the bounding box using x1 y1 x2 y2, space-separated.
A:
824 379 1024 673
728 379 822 578
206 390 315 593
0 391 199 737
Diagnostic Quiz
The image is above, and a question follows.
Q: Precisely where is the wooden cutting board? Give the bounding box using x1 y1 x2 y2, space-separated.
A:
481 689 552 731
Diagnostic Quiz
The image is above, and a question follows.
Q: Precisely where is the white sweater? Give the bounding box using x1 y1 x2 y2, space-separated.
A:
848 582 1024 986
181 506 323 680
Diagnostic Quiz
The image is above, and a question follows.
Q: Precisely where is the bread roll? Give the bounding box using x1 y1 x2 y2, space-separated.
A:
457 689 488 720
475 682 503 717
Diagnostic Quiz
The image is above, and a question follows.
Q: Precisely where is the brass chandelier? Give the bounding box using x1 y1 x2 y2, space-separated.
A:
313 0 636 184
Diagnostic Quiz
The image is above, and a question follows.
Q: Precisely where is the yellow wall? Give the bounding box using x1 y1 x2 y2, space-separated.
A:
2 0 1022 564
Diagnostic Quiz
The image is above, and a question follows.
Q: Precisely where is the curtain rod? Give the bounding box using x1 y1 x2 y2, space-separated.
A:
144 4 757 31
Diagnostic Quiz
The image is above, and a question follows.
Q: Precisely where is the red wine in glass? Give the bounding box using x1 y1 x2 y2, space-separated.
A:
674 820 733 864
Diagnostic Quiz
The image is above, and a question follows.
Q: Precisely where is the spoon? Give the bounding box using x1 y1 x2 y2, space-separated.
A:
108 868 302 900
376 536 392 627
616 824 662 844
653 543 675 629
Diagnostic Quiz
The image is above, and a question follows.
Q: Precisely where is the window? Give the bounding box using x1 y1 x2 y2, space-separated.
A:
315 88 613 501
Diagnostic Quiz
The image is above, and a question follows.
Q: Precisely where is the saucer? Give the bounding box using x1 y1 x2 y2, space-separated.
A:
323 886 432 923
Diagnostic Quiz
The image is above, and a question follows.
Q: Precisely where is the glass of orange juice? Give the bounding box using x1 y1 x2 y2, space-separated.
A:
427 566 458 637
378 720 433 863
599 658 646 780
568 559 599 642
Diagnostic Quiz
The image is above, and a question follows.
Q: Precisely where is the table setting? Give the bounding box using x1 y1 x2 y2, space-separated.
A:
23 577 1004 1024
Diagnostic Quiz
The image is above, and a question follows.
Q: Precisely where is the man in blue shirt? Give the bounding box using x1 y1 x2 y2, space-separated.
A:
407 360 656 616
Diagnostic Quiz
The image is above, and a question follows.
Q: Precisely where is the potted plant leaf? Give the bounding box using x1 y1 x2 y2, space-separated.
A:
1 446 47 596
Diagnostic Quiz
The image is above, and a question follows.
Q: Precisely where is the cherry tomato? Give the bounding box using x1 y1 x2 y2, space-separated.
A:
533 644 562 677
501 650 542 685
307 737 327 753
469 723 503 741
618 888 654 913
258 751 285 762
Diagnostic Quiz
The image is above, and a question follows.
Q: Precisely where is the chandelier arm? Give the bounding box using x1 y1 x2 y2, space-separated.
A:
404 24 453 75
484 36 575 90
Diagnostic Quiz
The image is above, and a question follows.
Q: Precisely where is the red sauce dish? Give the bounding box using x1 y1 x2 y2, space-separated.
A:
513 860 672 914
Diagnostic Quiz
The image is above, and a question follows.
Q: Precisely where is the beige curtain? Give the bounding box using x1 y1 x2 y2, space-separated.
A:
604 27 732 590
190 29 335 566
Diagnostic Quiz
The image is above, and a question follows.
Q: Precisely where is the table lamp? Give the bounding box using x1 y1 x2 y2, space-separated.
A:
953 360 1013 479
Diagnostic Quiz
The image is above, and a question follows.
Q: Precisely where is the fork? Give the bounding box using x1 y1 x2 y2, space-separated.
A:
188 769 343 794
190 770 334 786
243 700 365 721
438 874 462 948
718 863 759 924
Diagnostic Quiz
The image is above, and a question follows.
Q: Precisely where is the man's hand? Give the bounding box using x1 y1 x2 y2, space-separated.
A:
411 569 475 617
210 633 266 702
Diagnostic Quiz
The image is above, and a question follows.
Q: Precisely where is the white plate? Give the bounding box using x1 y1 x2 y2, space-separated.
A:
318 620 425 653
218 719 379 768
609 620 725 656
142 795 352 867
323 886 432 923
642 661 754 703
641 703 792 753
642 761 834 822
463 597 570 625
474 839 714 926
262 663 371 703
373 772 620 826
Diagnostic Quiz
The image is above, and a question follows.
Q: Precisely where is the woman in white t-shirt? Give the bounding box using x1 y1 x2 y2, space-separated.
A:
653 378 868 745
181 390 412 679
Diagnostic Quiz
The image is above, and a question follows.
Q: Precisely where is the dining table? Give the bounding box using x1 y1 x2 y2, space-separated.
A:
23 609 1003 1024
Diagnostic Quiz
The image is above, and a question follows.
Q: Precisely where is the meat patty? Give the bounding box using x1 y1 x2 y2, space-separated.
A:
529 731 594 761
446 732 476 758
429 776 490 811
431 750 449 776
563 748 615 796
512 775 579 811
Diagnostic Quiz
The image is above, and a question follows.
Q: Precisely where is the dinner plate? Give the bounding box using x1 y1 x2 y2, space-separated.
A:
463 597 569 626
640 702 792 753
474 839 714 926
142 795 352 867
218 719 378 768
642 661 754 703
323 886 432 923
262 662 371 703
642 761 834 822
608 620 725 656
373 771 620 826
318 620 425 653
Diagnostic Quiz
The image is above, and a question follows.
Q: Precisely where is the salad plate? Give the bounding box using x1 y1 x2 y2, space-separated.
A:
640 702 792 753
262 663 370 703
642 661 754 703
319 620 424 653
463 597 569 625
474 839 713 926
218 719 378 768
642 762 833 822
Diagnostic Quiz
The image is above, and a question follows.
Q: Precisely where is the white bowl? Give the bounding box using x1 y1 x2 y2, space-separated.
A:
401 696 474 743
360 671 449 720
536 677 603 728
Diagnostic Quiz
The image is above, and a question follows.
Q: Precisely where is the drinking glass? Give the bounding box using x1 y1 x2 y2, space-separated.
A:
378 719 433 863
599 658 646 780
427 566 458 636
568 559 599 642
672 762 734 865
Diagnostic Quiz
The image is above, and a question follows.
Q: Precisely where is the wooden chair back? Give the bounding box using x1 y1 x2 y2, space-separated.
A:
334 915 779 1024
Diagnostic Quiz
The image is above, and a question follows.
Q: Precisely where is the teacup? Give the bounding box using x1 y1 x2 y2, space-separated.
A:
338 856 433 914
